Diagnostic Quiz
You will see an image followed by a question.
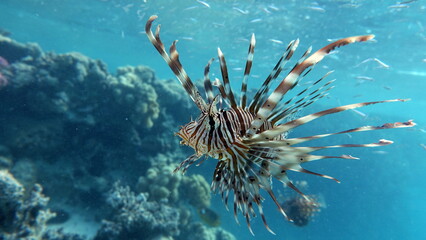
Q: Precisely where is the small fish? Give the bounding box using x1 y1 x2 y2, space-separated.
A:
373 150 388 154
373 58 390 68
356 58 390 69
327 38 340 42
420 144 426 150
269 39 284 44
181 36 194 41
263 7 272 14
251 74 260 78
355 76 374 81
212 22 225 28
268 4 280 11
250 18 262 23
300 80 314 86
340 3 361 8
233 7 249 14
400 0 417 3
388 4 409 8
306 6 326 12
196 0 210 8
350 109 368 118
397 70 426 76
183 6 199 11
197 207 221 227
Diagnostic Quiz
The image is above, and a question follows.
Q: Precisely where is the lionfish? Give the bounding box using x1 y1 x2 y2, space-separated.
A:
145 15 415 234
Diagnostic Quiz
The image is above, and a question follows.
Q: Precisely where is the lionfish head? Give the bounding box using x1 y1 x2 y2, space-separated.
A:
176 95 220 148
175 121 196 146
175 111 218 156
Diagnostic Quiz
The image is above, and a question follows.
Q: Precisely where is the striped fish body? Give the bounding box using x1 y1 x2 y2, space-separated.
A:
177 107 277 159
145 15 415 235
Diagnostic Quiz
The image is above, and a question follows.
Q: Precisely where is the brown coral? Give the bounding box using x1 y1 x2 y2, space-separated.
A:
110 66 160 129
136 154 211 209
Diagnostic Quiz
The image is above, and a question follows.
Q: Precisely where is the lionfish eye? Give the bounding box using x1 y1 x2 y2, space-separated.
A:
208 115 215 127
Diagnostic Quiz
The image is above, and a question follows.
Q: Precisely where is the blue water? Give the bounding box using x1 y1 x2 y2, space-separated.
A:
1 0 425 239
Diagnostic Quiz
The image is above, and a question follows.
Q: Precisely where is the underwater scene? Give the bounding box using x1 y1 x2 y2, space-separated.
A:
0 0 425 239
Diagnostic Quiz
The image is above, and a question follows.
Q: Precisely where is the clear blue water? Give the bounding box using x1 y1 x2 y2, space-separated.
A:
1 0 425 239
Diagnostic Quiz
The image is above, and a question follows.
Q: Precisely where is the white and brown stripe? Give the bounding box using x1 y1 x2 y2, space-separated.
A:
246 99 411 143
246 35 375 138
203 58 215 103
145 16 415 235
248 39 299 114
217 48 238 109
240 33 256 109
145 15 207 111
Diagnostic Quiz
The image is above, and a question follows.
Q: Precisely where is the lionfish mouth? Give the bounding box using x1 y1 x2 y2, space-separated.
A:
145 15 415 235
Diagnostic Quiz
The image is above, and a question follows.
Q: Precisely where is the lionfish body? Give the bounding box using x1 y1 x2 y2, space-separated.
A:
145 16 415 234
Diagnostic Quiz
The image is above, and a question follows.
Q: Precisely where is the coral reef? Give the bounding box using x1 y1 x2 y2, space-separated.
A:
281 195 321 227
0 35 42 63
0 170 54 239
0 170 87 240
181 174 211 209
110 65 160 129
0 36 236 240
0 35 183 160
96 181 234 240
136 153 211 209
94 183 180 240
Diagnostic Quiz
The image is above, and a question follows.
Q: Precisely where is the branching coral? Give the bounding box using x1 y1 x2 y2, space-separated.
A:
95 182 180 240
0 170 54 239
0 170 24 232
97 180 235 240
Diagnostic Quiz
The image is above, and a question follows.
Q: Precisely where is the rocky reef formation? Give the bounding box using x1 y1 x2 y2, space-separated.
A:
0 169 50 239
0 36 235 240
136 153 211 209
0 170 86 240
95 183 180 240
95 180 234 240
